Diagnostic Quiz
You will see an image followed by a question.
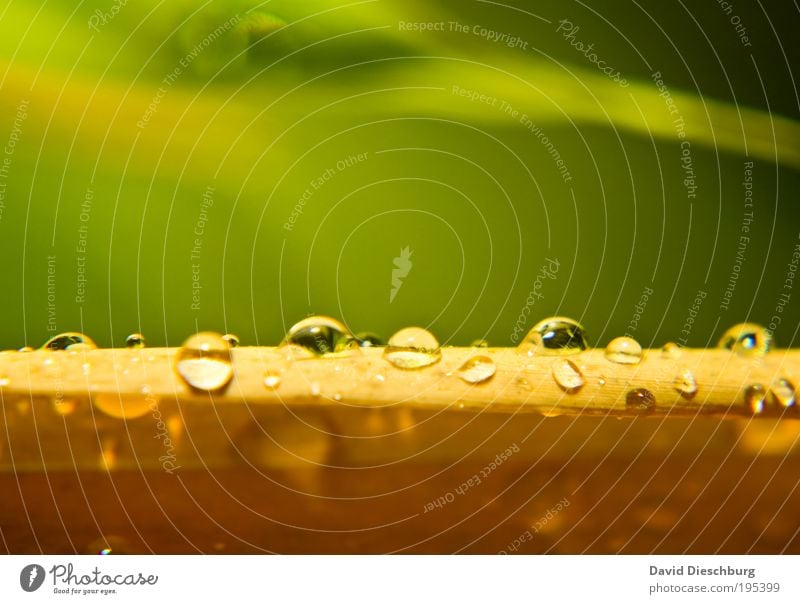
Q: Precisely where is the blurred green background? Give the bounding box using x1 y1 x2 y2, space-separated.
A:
0 0 798 349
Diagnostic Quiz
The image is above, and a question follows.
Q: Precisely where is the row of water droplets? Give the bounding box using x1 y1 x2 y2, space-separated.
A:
5 317 794 415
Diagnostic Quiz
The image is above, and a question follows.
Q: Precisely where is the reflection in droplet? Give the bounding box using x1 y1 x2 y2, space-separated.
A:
605 336 643 364
42 332 97 351
384 327 441 369
281 316 358 356
125 333 146 349
174 332 233 392
552 359 585 392
518 316 588 356
718 323 772 357
456 356 496 384
626 388 655 414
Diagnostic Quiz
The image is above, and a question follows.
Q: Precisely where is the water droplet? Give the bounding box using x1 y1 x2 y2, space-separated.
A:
598 376 606 386
93 394 153 419
718 323 772 357
125 333 146 349
0 376 9 387
518 316 588 356
18 346 34 352
661 342 682 359
310 381 321 397
355 332 383 347
552 359 585 391
604 336 643 364
42 332 97 351
222 333 240 348
626 388 655 413
384 327 441 369
744 384 767 415
470 339 490 348
175 332 233 392
333 392 342 401
456 355 496 384
374 373 385 382
281 316 357 356
264 370 281 389
86 535 136 555
673 369 697 397
770 377 796 409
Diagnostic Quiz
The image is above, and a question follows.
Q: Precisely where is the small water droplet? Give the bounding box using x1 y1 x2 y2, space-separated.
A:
310 381 321 397
744 384 767 414
552 359 585 391
673 369 697 397
718 323 772 357
605 336 643 364
470 339 490 348
175 332 233 392
770 377 796 409
264 370 281 389
125 333 146 348
384 327 441 369
598 376 606 386
456 355 496 384
333 392 342 401
222 333 240 348
518 316 588 356
93 394 153 419
18 346 34 352
626 388 655 413
374 373 385 382
281 316 357 356
661 342 682 359
0 376 9 387
42 332 97 351
355 332 383 347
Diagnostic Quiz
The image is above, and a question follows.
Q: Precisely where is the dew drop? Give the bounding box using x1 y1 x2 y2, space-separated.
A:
673 369 697 398
0 376 9 387
384 327 441 369
456 355 496 384
626 388 655 413
552 359 585 392
18 346 34 352
718 323 772 357
470 339 490 348
174 332 233 392
222 333 240 348
310 381 321 397
518 316 588 356
770 377 796 409
264 370 281 389
125 333 146 349
744 384 767 415
281 316 358 357
42 332 97 351
355 332 383 347
93 394 153 419
605 336 643 364
661 342 682 359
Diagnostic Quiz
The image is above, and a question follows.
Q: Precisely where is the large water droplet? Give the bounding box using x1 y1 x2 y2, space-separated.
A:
673 369 697 398
604 336 643 364
175 332 233 392
355 332 383 347
281 316 357 356
456 355 496 384
626 388 655 413
718 323 772 357
384 327 441 369
518 316 588 356
770 377 796 409
125 333 146 349
42 332 97 351
552 359 585 391
744 384 767 414
222 333 240 348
